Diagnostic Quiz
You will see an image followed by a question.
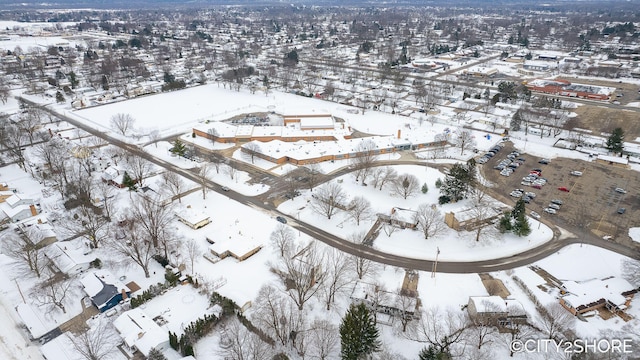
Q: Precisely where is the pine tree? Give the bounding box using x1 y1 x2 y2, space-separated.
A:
498 212 513 234
421 183 429 194
340 303 381 360
439 161 475 203
606 127 625 155
170 139 187 157
147 347 168 360
513 214 532 237
418 346 448 360
55 90 65 103
511 199 526 220
122 171 137 191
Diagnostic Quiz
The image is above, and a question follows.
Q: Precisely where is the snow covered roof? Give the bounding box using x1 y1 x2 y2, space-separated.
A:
561 277 636 310
469 296 508 313
5 193 30 208
597 154 628 165
113 308 167 357
40 334 84 360
208 235 263 259
176 208 210 226
45 240 94 274
17 302 56 339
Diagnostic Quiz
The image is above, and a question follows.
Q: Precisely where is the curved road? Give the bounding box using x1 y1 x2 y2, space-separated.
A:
23 97 640 274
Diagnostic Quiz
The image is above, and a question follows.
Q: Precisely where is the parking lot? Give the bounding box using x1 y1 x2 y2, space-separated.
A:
480 141 640 242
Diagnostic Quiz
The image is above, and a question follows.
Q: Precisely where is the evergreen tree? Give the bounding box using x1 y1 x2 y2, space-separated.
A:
421 183 429 194
510 109 523 131
439 161 475 203
122 171 137 191
340 303 381 360
55 90 65 103
498 212 513 234
606 127 625 155
418 345 448 360
511 199 526 220
147 347 168 360
513 214 532 237
435 178 442 188
170 139 187 157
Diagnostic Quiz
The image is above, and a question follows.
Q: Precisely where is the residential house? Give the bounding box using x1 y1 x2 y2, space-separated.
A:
377 207 419 229
176 208 210 229
206 235 263 262
18 217 57 246
1 194 39 222
80 270 131 312
444 205 505 231
467 296 527 328
350 281 419 325
559 277 638 316
45 238 94 275
113 308 169 357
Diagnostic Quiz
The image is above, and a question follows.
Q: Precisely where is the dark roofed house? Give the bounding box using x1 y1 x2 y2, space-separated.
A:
80 270 131 312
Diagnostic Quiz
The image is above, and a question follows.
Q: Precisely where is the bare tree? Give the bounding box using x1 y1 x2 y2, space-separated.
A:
455 128 476 156
321 247 354 310
307 319 339 360
69 319 120 360
162 171 186 203
218 319 276 360
110 113 135 136
126 156 152 188
394 288 418 333
270 224 296 258
2 228 47 278
0 123 28 169
348 231 378 280
64 205 110 249
198 163 211 199
347 196 372 226
95 180 116 221
243 142 261 164
405 306 469 357
305 163 322 192
467 301 500 350
351 139 378 185
539 302 575 340
414 204 446 240
390 173 420 199
184 238 200 274
130 193 175 256
468 189 496 242
311 182 346 220
377 166 397 191
272 240 325 310
109 221 154 278
252 284 306 347
32 277 74 314
622 259 640 287
223 164 237 181
17 107 45 145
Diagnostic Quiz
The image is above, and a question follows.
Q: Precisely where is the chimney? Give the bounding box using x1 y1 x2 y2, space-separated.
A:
121 288 128 300
29 204 38 216
397 129 401 139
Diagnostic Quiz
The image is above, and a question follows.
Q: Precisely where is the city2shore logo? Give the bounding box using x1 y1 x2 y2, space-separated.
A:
510 339 633 354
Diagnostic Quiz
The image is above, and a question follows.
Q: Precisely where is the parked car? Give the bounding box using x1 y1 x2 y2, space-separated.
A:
558 187 570 192
538 159 550 164
532 184 543 189
615 187 627 194
550 199 563 205
548 203 561 210
570 171 583 176
543 208 557 214
525 192 536 198
510 190 523 197
617 208 626 214
276 216 288 224
530 211 541 219
522 196 531 203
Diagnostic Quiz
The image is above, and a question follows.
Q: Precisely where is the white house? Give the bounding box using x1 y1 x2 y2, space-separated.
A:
113 308 169 357
45 239 94 275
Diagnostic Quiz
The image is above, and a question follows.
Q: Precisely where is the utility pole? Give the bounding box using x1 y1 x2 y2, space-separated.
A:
431 247 440 278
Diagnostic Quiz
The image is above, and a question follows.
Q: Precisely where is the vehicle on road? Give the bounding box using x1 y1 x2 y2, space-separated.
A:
221 186 230 191
558 187 570 192
276 216 287 224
